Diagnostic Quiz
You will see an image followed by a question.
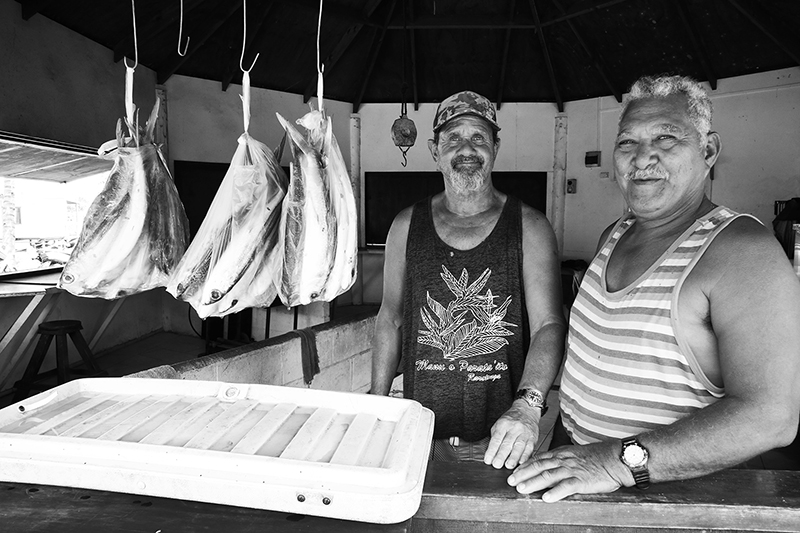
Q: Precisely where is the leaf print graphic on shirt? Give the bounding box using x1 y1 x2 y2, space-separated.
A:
417 266 516 361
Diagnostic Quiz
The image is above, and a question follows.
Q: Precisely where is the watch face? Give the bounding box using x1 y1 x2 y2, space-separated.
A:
623 444 647 467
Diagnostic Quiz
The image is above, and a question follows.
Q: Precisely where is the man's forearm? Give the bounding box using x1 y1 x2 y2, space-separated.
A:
517 321 566 396
370 317 402 395
633 395 797 483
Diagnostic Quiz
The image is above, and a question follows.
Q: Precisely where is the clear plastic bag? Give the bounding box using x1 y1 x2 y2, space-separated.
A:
167 132 287 318
58 98 190 299
274 109 357 307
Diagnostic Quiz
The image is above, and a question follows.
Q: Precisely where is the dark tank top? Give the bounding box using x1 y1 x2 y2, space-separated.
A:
402 195 529 441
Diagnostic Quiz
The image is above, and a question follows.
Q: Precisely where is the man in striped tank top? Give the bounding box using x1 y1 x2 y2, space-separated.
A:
508 75 800 501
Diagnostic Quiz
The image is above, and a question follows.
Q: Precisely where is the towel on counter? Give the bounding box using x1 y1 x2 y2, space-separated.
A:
294 328 320 385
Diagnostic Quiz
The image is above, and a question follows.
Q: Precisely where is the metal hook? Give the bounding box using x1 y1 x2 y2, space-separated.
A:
177 0 190 57
239 0 260 72
123 0 139 69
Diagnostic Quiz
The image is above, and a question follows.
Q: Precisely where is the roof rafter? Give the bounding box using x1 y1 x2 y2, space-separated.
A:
353 0 398 113
385 0 629 30
302 0 385 103
19 0 56 21
156 0 244 85
727 0 800 66
221 0 277 92
551 0 622 102
408 0 419 110
113 0 206 63
528 0 563 112
674 0 717 89
496 0 517 110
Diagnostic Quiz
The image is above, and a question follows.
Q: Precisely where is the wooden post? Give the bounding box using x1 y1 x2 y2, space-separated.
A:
550 115 568 259
349 113 364 306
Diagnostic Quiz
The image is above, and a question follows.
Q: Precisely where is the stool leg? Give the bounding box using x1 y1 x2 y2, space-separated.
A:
68 331 106 376
13 333 54 402
55 333 69 384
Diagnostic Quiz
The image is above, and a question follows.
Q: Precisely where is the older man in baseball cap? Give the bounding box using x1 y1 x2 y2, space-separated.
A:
371 91 566 469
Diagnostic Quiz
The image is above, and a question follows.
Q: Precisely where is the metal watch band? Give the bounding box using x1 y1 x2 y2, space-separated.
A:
632 469 651 490
514 388 548 416
621 437 651 490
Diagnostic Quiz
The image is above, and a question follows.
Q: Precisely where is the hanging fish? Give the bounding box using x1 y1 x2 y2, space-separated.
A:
166 132 287 319
59 98 190 299
273 109 358 307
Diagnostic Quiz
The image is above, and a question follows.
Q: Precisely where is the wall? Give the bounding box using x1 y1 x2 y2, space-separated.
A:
0 0 191 395
163 75 352 171
0 0 157 148
562 69 800 262
161 74 355 332
2 0 798 329
355 69 800 302
131 312 377 394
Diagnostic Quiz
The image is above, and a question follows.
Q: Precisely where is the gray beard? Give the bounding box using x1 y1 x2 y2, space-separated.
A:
445 167 485 193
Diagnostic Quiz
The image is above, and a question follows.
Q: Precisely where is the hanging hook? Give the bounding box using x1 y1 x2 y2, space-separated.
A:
177 0 190 56
124 0 139 69
240 0 260 72
315 0 324 112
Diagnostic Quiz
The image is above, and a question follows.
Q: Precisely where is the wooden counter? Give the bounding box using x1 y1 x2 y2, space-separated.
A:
2 461 798 532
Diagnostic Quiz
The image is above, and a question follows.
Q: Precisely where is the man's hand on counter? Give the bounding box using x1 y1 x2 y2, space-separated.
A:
483 399 541 469
506 440 630 502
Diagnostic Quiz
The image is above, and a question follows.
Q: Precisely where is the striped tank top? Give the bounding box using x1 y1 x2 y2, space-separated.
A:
559 206 750 444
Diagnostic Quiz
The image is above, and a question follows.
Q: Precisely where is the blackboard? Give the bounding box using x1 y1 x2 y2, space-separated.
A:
364 171 548 246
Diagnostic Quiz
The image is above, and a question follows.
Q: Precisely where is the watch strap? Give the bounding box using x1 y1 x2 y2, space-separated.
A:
515 388 548 416
621 437 650 490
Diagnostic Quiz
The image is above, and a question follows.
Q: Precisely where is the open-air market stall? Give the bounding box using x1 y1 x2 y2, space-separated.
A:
1 0 800 528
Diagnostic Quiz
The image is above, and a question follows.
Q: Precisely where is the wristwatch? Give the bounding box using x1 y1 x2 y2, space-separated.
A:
620 437 650 489
515 388 548 416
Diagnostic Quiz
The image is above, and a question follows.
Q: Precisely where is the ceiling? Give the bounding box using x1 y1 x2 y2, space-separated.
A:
13 0 800 113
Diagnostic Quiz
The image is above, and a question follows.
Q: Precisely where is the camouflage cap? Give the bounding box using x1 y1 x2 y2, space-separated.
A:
433 90 500 133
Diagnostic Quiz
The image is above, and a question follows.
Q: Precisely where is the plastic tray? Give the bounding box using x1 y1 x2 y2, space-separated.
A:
0 378 434 523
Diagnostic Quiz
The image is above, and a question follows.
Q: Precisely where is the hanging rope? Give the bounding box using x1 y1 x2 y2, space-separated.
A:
177 0 190 56
124 0 139 132
240 0 259 133
315 0 325 114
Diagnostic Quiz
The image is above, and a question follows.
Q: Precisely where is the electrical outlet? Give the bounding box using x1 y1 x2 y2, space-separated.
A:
566 179 577 194
600 171 610 179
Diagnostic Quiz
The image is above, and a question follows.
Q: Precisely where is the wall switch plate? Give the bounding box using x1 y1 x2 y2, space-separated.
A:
566 179 577 194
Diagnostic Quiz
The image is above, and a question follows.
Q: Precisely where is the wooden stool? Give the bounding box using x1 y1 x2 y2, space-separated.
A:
13 320 107 402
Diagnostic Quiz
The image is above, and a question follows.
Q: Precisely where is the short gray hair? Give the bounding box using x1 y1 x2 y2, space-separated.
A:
620 75 713 139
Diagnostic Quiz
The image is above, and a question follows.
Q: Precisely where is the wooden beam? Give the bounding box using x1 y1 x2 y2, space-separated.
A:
20 0 55 21
157 0 244 85
277 0 380 29
675 0 717 89
528 0 563 112
385 0 631 30
551 0 622 102
727 0 800 66
408 0 419 111
302 0 385 103
353 0 398 113
221 0 277 91
496 0 517 110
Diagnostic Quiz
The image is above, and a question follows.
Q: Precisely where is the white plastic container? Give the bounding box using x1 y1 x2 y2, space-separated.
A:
0 378 434 524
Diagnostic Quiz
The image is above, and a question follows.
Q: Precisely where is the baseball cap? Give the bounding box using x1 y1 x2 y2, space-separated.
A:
433 90 500 132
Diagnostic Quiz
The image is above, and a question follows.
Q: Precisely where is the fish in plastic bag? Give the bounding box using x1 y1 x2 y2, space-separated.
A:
274 109 357 307
166 132 287 318
58 98 190 299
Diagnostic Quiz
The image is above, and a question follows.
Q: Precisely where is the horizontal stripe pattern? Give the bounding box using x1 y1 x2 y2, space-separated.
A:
561 207 737 444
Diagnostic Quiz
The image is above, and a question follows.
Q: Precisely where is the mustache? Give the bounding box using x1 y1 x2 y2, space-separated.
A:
451 155 484 168
623 167 669 181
